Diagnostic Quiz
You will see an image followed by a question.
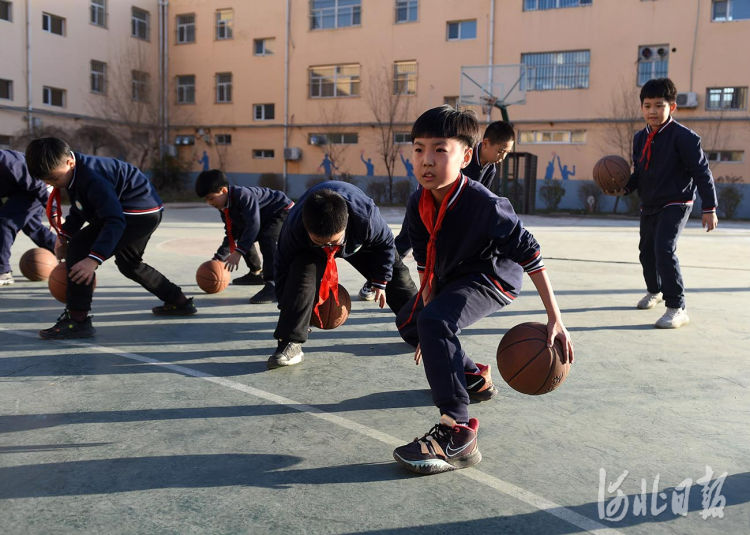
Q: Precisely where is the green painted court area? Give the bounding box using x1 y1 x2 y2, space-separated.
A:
1 205 748 534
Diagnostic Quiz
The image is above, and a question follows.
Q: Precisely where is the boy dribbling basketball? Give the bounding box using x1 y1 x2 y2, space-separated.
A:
393 106 573 474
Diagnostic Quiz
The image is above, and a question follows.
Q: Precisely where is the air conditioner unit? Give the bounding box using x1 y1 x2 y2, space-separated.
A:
676 92 698 108
284 147 302 161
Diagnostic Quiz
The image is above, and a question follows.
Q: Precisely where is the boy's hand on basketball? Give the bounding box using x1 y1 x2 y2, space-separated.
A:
547 320 574 364
54 236 68 260
702 212 718 232
224 251 242 271
69 257 98 285
414 344 422 365
604 187 625 196
374 288 386 308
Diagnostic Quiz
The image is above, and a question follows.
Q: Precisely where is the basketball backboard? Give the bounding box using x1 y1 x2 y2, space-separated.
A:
459 64 527 114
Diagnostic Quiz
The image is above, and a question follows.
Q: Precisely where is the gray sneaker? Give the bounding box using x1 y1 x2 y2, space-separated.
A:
267 341 304 369
636 292 663 309
655 307 690 329
0 271 14 286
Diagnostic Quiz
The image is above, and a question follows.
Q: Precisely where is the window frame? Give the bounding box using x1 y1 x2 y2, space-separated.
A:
131 70 149 102
215 134 232 145
446 19 477 41
131 7 150 41
90 60 107 94
42 12 65 36
308 64 360 98
0 1 11 22
523 0 592 11
252 149 275 159
712 0 750 21
176 13 195 44
518 129 586 144
254 38 274 56
253 103 276 121
0 78 13 100
90 0 106 27
395 0 418 23
215 72 233 103
176 74 196 104
42 86 66 107
308 132 359 145
522 49 591 91
215 8 233 40
393 60 417 95
706 86 748 110
310 0 362 30
706 150 744 162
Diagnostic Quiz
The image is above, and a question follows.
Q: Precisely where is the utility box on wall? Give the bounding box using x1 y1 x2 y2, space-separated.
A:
284 147 302 160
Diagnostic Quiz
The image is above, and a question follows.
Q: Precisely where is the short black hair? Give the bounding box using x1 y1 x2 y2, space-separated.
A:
483 121 515 144
25 137 72 180
302 189 349 238
195 169 229 197
640 78 678 104
411 105 480 148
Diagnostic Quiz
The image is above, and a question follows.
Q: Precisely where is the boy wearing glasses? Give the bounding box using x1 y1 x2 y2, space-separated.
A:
268 181 417 369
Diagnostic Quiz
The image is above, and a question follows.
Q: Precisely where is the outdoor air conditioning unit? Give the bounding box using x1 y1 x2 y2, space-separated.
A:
676 92 698 108
284 147 302 160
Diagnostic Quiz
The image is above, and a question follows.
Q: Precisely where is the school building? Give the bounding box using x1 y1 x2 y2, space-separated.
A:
1 0 749 217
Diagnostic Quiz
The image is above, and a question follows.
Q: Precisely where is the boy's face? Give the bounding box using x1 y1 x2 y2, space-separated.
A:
205 186 229 209
42 154 75 188
641 97 676 129
412 137 472 199
480 138 514 165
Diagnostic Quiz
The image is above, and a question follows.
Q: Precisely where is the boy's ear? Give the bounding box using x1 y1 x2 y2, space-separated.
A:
220 186 229 194
669 101 677 113
461 145 473 169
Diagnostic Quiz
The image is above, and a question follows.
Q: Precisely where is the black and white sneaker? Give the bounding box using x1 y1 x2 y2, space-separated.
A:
152 297 197 316
393 415 481 475
39 310 95 340
465 363 499 402
249 282 277 304
233 272 264 285
0 271 13 286
358 282 376 301
267 340 304 369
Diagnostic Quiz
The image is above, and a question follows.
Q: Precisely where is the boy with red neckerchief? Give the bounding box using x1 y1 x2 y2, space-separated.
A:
606 78 718 329
393 106 573 475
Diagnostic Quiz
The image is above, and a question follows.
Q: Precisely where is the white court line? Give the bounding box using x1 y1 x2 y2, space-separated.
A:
2 328 622 535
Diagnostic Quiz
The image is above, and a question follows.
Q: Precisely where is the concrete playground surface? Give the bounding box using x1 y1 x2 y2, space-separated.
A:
1 204 748 535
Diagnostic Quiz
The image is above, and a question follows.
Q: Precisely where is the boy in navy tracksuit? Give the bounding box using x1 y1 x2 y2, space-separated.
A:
195 169 293 304
25 137 197 340
608 78 718 329
393 106 573 475
0 150 57 285
268 180 418 369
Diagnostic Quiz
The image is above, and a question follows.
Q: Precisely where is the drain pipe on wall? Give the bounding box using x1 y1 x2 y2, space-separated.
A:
487 0 495 122
283 0 291 193
25 0 32 133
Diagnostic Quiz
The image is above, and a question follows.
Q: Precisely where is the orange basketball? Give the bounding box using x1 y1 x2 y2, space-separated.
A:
19 247 58 281
48 262 97 303
196 260 230 294
496 322 571 395
310 284 351 330
593 155 630 193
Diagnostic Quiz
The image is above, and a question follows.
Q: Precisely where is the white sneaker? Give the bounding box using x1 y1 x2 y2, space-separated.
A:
636 292 662 309
0 272 13 286
655 307 690 329
358 282 376 301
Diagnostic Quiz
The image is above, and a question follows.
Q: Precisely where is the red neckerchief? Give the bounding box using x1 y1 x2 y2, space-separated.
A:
639 121 668 170
46 187 62 236
222 207 236 253
312 244 342 324
398 175 462 329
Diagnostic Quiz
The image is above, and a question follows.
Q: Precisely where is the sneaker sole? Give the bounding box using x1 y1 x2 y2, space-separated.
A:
39 328 96 340
249 298 278 304
267 351 304 369
469 384 499 403
358 294 376 301
0 280 14 286
637 296 663 309
654 318 690 329
152 309 198 316
393 449 482 475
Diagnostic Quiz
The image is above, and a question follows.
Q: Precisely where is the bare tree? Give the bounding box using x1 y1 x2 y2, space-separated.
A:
313 101 351 177
365 64 412 202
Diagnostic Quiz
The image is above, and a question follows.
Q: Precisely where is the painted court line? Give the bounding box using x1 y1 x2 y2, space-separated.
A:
3 328 622 535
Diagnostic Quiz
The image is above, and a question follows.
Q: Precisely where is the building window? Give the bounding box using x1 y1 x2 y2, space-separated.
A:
132 7 149 40
253 103 275 120
42 12 65 35
43 86 65 107
395 0 417 23
90 60 106 94
0 79 12 100
253 149 275 159
254 38 274 56
309 132 358 145
523 0 592 10
447 20 476 40
310 0 361 30
216 73 232 103
637 45 669 86
706 150 744 162
309 64 360 98
712 0 750 20
176 14 195 43
176 75 195 104
131 70 149 102
216 8 233 39
394 132 411 144
518 130 586 144
522 50 590 91
706 87 747 110
175 135 195 146
393 60 417 95
215 134 232 145
90 0 106 27
0 1 11 22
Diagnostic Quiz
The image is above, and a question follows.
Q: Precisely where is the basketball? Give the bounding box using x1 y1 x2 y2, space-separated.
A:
48 262 67 303
19 248 58 281
592 155 630 193
496 322 571 395
310 284 351 330
196 260 230 294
